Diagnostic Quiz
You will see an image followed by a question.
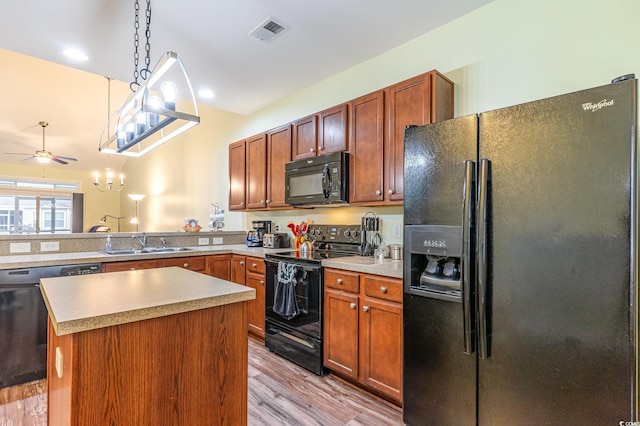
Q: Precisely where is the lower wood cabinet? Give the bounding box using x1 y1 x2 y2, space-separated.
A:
230 255 266 339
324 268 403 404
103 254 227 278
207 254 230 280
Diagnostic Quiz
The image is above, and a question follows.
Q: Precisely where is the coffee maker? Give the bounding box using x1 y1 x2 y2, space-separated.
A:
246 220 272 247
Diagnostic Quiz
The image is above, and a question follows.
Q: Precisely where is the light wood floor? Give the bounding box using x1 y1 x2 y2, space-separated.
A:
1 337 403 425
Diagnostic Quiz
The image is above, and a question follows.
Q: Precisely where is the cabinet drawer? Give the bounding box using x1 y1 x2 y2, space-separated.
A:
164 256 206 272
363 274 403 303
325 269 360 293
246 257 265 274
102 259 161 272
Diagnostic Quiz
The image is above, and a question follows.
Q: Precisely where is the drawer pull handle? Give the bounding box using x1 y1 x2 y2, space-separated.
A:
350 303 356 309
130 268 136 271
380 286 387 293
252 263 257 268
337 278 343 284
363 306 370 312
260 280 265 285
183 263 189 268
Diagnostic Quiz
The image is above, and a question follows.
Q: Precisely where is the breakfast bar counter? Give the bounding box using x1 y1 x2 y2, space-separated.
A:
41 267 255 425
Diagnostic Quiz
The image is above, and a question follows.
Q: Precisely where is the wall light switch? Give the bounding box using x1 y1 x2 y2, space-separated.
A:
393 224 402 238
212 237 223 245
198 237 209 245
41 241 60 252
10 242 31 253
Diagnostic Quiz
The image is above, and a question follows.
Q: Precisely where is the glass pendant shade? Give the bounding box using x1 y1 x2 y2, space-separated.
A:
99 51 200 157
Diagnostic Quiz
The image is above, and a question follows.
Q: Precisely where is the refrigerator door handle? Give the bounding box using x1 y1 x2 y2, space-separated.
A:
462 160 476 355
478 158 491 359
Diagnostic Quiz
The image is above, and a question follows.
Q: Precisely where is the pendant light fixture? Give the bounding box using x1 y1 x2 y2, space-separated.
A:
98 0 199 157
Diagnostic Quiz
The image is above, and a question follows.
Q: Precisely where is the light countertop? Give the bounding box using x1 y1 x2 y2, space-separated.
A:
322 256 403 279
40 267 256 336
2 244 403 279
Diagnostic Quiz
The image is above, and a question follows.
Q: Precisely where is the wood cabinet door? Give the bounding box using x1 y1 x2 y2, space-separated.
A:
385 73 432 203
292 114 318 160
323 289 359 379
102 259 161 272
246 134 268 209
350 90 385 204
266 124 292 208
318 104 348 155
229 140 247 210
245 272 265 339
230 255 246 284
207 254 231 280
359 297 403 402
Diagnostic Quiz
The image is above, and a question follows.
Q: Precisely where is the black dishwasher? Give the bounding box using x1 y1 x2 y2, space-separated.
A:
0 263 101 389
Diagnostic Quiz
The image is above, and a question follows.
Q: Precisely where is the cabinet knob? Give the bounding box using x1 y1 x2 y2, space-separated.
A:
183 263 189 268
350 303 356 309
310 148 315 152
266 199 271 204
260 280 265 285
363 306 370 312
319 146 325 151
388 189 394 195
380 286 387 293
240 202 245 206
252 263 257 268
375 190 381 196
130 267 136 271
240 261 245 265
337 278 343 284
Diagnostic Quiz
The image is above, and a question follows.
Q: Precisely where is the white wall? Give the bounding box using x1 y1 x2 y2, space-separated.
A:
123 0 640 243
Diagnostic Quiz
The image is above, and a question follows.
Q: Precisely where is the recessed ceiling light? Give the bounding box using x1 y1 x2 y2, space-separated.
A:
62 49 89 61
198 89 215 99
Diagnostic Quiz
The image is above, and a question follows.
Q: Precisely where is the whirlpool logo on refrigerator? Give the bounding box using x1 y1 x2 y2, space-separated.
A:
582 99 614 112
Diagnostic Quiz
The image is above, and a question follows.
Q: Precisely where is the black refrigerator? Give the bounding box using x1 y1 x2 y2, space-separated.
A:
403 77 637 425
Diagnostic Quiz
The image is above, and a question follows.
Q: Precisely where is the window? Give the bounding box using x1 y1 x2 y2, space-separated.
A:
0 177 81 234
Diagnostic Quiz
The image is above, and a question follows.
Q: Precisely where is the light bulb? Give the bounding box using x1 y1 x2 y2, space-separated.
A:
135 112 147 136
147 95 163 126
161 81 177 110
116 124 126 148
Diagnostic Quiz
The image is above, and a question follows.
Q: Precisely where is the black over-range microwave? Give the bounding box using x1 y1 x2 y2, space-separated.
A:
285 152 349 206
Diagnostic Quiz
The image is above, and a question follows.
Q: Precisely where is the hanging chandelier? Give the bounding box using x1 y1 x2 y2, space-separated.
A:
98 0 200 157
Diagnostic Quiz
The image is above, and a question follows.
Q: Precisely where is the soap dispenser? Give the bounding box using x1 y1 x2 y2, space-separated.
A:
105 235 112 253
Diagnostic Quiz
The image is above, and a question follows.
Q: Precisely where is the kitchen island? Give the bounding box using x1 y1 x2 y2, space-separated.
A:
40 267 255 425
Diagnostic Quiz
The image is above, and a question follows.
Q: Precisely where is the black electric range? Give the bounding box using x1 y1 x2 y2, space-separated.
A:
264 224 361 375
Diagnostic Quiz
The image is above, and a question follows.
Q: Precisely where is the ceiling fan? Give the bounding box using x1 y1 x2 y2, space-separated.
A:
5 121 78 165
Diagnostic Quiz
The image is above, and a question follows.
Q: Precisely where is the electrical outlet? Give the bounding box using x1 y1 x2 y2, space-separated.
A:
212 237 223 245
198 237 209 245
10 242 31 253
41 241 60 252
393 224 402 238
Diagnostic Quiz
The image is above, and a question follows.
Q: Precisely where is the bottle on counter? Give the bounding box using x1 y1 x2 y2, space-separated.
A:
106 235 112 253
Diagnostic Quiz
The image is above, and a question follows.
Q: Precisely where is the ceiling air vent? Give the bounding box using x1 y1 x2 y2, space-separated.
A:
249 17 290 43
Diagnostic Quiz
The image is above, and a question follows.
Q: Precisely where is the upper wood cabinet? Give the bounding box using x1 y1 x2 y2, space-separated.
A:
292 114 318 160
228 140 246 211
384 71 454 203
318 104 348 155
350 70 454 205
292 104 348 160
246 134 268 210
350 90 385 204
266 124 292 209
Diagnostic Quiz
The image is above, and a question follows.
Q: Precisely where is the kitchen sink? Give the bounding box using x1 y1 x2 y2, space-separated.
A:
101 247 192 255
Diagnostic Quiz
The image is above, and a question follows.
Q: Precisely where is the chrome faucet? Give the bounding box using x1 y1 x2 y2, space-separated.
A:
160 237 167 247
132 232 147 249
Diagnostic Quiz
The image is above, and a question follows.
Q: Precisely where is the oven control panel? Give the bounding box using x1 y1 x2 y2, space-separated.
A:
307 224 361 244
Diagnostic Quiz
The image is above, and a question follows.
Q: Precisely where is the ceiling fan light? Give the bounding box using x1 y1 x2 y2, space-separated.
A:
36 156 51 164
